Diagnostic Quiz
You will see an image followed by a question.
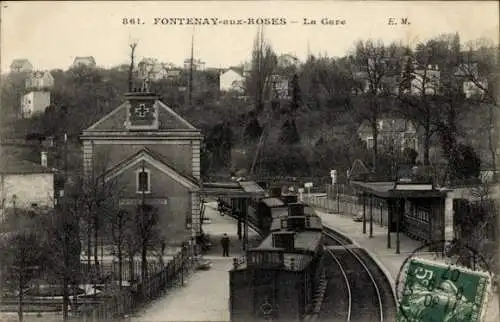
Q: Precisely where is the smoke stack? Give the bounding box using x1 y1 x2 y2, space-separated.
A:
41 151 48 167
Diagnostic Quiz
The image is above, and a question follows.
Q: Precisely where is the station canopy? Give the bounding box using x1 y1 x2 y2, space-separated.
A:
351 180 449 199
201 180 266 198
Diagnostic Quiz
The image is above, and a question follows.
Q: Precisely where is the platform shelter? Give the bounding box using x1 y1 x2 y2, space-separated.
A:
350 179 450 254
201 181 266 250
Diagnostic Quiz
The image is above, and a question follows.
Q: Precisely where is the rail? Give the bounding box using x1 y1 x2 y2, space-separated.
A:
322 229 384 322
326 248 352 322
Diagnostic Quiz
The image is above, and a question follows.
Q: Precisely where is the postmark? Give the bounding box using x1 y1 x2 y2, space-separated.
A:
395 240 494 322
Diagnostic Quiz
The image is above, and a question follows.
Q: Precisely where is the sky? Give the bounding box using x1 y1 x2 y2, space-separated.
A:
1 1 498 72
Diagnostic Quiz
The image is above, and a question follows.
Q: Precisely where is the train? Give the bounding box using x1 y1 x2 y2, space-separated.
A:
227 190 325 322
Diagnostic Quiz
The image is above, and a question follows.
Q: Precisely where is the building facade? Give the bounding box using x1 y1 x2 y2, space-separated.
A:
219 69 244 93
21 91 51 118
10 59 33 73
357 118 419 153
410 65 441 96
25 71 54 90
0 155 54 220
71 56 97 68
80 88 203 243
183 58 206 71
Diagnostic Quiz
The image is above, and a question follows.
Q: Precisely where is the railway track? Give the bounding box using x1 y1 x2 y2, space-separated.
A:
322 228 397 322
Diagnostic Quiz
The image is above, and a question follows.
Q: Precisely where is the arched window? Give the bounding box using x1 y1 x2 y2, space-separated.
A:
136 168 151 193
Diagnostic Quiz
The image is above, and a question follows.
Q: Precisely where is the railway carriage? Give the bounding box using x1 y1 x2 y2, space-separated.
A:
229 202 325 322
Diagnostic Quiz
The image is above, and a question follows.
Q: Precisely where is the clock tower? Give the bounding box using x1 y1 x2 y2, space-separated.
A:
125 83 159 130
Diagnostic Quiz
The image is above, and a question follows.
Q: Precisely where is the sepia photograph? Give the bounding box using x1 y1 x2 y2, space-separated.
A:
0 1 499 321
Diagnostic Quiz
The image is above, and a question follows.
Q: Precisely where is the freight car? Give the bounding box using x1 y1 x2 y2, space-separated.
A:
229 202 325 322
216 187 300 236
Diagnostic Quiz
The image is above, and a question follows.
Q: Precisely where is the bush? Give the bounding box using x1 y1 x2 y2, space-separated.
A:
257 143 310 176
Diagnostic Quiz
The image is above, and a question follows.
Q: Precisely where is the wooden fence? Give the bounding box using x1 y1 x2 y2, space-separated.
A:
70 241 195 322
79 259 164 285
303 189 390 227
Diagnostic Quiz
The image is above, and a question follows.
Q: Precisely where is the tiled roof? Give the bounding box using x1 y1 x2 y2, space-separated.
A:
10 59 30 67
0 155 52 174
83 99 199 132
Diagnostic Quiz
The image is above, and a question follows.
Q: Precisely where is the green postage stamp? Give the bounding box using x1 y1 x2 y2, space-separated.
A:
398 258 492 322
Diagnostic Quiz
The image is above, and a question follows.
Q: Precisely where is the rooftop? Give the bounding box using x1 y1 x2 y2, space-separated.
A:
259 197 285 208
257 230 323 253
0 155 52 175
350 180 449 198
201 181 266 197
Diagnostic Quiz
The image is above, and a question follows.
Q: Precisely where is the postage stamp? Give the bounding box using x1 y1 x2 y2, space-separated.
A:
397 257 492 322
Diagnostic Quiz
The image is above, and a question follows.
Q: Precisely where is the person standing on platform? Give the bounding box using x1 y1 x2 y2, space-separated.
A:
221 233 230 257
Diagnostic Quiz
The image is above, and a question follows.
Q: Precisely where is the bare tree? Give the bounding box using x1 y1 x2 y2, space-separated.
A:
0 230 45 322
347 40 401 172
244 26 277 116
461 39 499 179
110 208 134 288
78 152 117 281
134 203 160 281
41 202 81 321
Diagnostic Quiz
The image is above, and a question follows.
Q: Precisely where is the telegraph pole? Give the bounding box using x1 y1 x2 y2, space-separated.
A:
62 132 70 321
188 26 195 107
141 159 147 281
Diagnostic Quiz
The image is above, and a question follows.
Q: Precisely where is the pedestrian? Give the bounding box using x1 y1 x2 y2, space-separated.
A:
221 233 230 257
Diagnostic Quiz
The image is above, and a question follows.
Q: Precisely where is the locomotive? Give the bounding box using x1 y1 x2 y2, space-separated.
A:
229 201 325 322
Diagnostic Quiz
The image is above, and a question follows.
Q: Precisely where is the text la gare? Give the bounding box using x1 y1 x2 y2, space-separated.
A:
303 17 346 25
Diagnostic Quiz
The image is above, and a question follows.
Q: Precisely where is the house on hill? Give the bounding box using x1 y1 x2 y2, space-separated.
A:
357 118 419 154
21 70 53 118
137 58 181 81
21 92 51 118
80 86 203 244
25 71 54 90
219 69 244 93
71 56 96 68
9 59 33 73
183 58 206 71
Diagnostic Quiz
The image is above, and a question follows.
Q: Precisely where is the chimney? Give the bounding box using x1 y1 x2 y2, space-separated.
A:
272 232 295 251
41 151 48 167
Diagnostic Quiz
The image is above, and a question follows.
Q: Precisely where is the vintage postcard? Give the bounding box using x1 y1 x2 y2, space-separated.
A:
1 1 499 322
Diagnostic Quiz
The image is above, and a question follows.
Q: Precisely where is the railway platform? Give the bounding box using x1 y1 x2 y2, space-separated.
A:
315 208 500 322
129 201 259 322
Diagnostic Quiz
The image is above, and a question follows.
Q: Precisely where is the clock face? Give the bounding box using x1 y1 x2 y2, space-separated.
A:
128 100 156 127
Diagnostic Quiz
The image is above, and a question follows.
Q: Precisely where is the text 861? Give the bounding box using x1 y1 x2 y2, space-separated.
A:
122 18 144 25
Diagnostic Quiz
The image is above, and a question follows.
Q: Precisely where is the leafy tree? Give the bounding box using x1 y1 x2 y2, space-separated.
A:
279 119 300 145
289 74 301 115
448 144 481 180
205 121 234 169
402 147 419 166
243 111 263 143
